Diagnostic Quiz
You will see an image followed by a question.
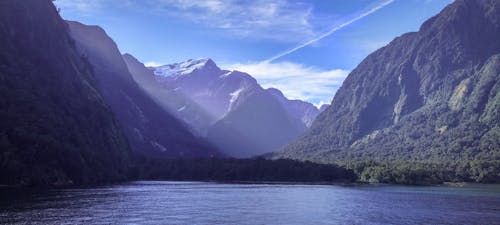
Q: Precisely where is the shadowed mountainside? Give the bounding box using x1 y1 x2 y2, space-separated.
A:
67 21 222 158
0 0 131 185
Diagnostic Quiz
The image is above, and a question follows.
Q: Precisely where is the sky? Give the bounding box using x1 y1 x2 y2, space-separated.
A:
55 0 453 106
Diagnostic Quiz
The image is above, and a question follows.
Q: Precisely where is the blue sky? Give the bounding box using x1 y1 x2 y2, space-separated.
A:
55 0 452 106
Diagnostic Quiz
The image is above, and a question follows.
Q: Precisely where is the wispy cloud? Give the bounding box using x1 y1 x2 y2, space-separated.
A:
149 0 316 42
55 0 318 42
226 62 349 105
144 61 164 67
263 0 395 62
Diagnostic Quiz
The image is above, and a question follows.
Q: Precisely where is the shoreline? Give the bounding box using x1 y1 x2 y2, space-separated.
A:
2 180 497 190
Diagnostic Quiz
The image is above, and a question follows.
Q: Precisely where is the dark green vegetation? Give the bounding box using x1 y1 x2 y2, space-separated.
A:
130 157 356 183
280 0 500 180
0 0 131 186
345 160 500 185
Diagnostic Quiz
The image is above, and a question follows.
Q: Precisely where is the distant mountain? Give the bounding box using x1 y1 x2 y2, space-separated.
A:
141 59 318 157
207 81 307 158
0 0 130 185
267 88 321 127
280 0 500 163
67 21 221 158
122 54 214 136
152 59 254 120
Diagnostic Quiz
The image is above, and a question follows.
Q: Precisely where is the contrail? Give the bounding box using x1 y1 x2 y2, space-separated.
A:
263 0 395 63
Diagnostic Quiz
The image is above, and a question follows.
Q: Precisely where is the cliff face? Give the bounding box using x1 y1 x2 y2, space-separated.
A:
0 0 130 185
280 0 500 162
67 21 222 158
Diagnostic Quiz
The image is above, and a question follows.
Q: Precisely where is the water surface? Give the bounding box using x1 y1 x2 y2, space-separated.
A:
1 181 499 225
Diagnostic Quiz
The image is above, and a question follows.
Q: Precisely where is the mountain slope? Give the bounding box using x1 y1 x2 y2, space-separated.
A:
67 21 221 158
148 60 311 157
280 0 500 163
122 54 214 136
208 82 307 158
0 0 130 185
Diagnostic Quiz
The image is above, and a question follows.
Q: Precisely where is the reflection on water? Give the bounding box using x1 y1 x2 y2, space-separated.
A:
1 181 499 225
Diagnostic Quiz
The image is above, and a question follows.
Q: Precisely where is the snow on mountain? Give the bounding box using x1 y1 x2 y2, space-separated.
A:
142 58 324 157
123 54 216 136
148 59 323 128
153 58 219 77
150 59 259 119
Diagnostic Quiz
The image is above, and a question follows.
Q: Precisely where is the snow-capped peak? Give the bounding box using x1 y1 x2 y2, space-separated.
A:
152 58 219 77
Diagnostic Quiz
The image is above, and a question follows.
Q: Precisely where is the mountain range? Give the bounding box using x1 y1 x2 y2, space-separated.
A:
0 0 498 185
124 56 323 157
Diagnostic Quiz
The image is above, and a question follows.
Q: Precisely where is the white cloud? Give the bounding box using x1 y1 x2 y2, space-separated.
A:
226 61 349 105
144 61 164 67
155 0 226 12
55 0 318 42
314 101 330 109
144 0 317 42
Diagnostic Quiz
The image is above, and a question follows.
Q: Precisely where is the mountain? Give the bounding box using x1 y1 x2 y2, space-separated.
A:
152 59 253 120
319 104 330 113
67 21 221 158
122 54 214 136
280 0 500 163
207 82 307 157
267 88 321 127
0 0 130 185
141 59 316 157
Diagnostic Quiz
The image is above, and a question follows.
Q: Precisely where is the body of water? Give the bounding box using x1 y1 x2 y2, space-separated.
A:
1 181 499 225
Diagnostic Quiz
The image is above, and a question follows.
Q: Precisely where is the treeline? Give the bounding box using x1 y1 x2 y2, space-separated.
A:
344 160 500 185
129 157 357 183
4 150 498 186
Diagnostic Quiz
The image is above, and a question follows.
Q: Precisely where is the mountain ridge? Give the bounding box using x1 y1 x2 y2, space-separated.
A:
0 0 131 185
67 21 222 158
279 0 500 163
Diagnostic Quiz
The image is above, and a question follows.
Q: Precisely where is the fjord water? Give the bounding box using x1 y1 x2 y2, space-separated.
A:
1 182 499 225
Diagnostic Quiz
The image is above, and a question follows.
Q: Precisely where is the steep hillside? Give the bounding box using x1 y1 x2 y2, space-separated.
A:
280 0 500 163
67 21 221 158
0 0 130 185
